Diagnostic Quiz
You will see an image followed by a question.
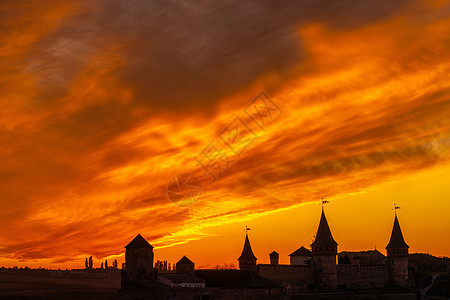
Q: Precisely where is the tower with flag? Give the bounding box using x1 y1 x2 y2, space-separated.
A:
119 200 413 299
311 204 338 290
238 226 258 272
250 199 411 292
386 206 409 286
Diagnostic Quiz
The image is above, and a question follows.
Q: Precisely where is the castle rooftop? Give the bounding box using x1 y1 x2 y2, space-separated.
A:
125 234 153 249
289 246 312 257
238 234 257 261
386 214 409 249
311 208 338 247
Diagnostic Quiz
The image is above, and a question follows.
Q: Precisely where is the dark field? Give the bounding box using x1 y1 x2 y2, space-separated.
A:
0 269 120 299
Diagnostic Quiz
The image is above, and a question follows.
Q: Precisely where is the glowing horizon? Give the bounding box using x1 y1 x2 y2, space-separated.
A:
0 0 449 269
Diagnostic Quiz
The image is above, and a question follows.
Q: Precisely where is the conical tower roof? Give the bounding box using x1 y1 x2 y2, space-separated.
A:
386 214 409 249
238 234 257 261
311 208 338 247
125 234 153 248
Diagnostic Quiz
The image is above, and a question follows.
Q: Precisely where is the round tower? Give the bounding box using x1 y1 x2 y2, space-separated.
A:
238 232 257 272
311 207 338 290
386 213 409 287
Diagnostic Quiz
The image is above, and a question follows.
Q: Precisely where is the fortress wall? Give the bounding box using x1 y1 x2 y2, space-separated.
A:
286 292 416 300
221 288 283 300
337 265 389 289
258 264 315 290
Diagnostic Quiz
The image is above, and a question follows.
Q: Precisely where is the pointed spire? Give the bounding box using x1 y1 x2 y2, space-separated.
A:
238 233 257 261
311 207 338 247
386 214 409 249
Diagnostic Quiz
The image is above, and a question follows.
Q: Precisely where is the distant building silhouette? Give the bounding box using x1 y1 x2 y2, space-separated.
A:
289 246 311 265
311 207 338 290
176 256 195 275
269 251 279 265
119 208 411 299
251 208 411 291
122 233 157 281
386 213 409 286
237 233 257 272
119 235 282 299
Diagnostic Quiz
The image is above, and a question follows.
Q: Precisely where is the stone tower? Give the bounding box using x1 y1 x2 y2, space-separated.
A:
124 234 155 280
269 251 279 265
238 233 257 271
311 207 338 290
176 256 195 275
386 213 409 286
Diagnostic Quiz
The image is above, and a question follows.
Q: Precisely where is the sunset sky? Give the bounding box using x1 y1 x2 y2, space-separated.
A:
0 0 449 269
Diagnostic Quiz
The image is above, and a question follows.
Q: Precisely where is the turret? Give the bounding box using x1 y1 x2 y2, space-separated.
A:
311 207 338 290
386 213 409 286
124 234 155 280
269 251 279 265
176 256 195 275
238 233 257 271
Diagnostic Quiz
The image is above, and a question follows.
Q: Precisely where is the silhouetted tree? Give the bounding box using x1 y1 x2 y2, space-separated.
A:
101 262 104 269
88 256 93 269
105 259 108 269
212 263 237 270
114 259 118 269
155 260 171 271
85 258 88 269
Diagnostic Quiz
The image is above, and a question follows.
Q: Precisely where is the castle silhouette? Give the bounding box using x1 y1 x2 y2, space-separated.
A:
241 207 409 291
119 207 410 299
